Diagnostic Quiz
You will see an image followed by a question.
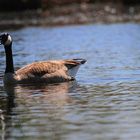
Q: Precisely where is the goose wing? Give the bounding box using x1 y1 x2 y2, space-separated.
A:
15 59 86 82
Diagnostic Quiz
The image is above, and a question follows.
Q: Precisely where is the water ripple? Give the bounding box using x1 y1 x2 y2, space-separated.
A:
0 23 140 140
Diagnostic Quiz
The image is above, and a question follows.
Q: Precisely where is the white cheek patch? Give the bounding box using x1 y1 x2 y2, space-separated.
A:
5 35 12 46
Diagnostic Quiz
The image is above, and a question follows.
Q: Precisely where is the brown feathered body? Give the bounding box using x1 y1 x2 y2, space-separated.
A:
4 59 86 85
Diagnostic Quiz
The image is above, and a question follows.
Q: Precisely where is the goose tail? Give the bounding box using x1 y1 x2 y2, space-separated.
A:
73 58 87 64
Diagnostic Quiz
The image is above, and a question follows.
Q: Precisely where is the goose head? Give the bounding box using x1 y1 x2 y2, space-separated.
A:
0 33 12 46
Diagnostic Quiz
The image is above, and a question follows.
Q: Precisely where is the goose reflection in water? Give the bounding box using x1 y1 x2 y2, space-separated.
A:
1 81 79 140
14 81 77 106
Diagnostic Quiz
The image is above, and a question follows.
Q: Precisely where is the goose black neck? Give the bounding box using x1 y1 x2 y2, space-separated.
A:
4 43 14 73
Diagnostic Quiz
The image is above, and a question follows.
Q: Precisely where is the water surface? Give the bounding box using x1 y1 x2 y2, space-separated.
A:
0 23 140 140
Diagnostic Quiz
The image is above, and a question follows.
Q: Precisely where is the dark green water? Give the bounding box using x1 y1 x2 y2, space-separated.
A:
0 23 140 140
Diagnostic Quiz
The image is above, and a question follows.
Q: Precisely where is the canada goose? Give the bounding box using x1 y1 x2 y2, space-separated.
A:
0 33 86 85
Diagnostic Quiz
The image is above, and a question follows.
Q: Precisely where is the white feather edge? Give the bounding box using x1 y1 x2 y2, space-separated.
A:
67 65 80 78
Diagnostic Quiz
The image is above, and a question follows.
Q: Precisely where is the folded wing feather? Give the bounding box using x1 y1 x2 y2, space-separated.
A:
15 60 81 83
